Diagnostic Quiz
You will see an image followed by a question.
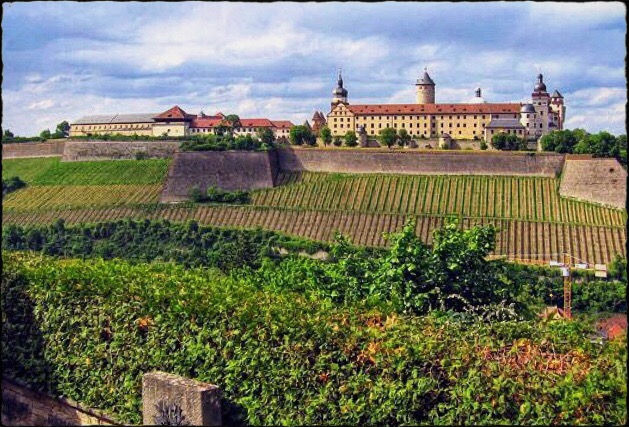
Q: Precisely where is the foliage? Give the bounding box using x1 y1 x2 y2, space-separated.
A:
2 251 626 426
52 121 70 139
289 125 316 146
3 129 15 138
39 129 52 140
541 129 627 166
320 126 332 147
1 136 46 144
2 176 26 197
180 133 272 152
397 128 411 147
256 127 275 146
480 140 488 150
491 133 527 151
343 131 358 147
378 127 398 148
332 136 342 147
1 219 327 272
188 186 250 204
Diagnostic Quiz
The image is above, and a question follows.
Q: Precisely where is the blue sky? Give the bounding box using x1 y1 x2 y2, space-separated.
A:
2 1 626 136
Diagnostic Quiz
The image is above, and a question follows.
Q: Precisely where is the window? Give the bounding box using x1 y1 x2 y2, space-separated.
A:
449 123 452 128
457 116 460 119
402 123 405 128
473 123 476 127
474 115 477 119
457 124 460 128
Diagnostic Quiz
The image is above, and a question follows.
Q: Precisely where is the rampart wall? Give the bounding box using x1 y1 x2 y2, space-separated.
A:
2 140 65 158
559 158 627 210
160 150 277 202
277 147 565 176
62 141 180 161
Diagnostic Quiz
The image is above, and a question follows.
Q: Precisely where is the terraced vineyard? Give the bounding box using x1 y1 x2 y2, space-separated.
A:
255 172 625 227
2 158 626 264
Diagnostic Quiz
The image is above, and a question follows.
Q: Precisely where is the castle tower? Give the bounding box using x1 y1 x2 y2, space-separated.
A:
331 68 348 110
550 90 565 130
416 69 436 104
531 73 550 139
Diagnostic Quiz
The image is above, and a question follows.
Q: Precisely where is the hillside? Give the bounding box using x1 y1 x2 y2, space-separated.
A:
2 157 626 264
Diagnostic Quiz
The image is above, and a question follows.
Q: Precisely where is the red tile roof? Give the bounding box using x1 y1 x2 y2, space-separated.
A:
191 117 224 128
153 105 193 121
345 103 521 116
271 120 294 129
598 315 627 340
238 118 275 128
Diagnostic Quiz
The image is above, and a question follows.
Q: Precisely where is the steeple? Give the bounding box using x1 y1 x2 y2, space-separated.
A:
331 67 348 109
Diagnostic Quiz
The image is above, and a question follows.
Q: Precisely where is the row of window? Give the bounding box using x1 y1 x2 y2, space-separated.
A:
77 124 151 131
332 113 519 122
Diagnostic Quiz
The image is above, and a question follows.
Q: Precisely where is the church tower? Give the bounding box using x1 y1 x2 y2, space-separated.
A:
331 69 348 110
416 69 436 104
531 73 550 139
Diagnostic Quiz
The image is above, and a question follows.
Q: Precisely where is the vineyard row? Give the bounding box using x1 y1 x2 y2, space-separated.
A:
253 172 626 227
3 205 625 264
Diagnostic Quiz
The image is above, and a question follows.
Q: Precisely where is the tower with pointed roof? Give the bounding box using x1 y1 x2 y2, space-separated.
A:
550 89 565 129
416 68 436 104
331 68 349 110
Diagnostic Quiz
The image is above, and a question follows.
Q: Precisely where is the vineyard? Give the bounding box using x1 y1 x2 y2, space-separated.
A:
2 158 626 264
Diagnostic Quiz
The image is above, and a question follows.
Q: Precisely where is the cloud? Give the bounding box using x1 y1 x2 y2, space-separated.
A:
1 2 626 136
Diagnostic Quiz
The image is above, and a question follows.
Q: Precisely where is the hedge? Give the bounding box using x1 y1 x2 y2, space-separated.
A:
2 252 626 425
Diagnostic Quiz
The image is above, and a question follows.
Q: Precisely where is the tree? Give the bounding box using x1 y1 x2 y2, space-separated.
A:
480 140 488 150
289 125 315 146
491 133 526 151
332 136 342 147
378 127 397 148
222 114 241 135
320 126 332 147
53 120 70 138
40 129 52 140
397 128 411 147
3 129 14 139
257 127 275 146
344 131 358 147
539 129 578 153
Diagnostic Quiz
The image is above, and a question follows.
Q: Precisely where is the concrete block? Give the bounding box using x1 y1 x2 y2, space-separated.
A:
142 371 221 426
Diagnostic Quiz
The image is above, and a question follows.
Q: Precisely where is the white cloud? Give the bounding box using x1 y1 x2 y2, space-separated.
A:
27 99 55 110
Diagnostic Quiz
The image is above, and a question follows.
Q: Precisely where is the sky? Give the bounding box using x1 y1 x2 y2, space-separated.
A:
2 1 626 136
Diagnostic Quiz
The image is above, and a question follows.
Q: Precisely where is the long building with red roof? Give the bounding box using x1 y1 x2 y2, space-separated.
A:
70 107 293 140
327 69 565 143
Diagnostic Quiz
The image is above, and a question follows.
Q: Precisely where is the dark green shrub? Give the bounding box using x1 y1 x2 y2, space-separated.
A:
2 176 26 197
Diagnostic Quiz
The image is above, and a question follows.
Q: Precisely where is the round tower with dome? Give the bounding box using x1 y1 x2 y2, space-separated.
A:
331 69 348 110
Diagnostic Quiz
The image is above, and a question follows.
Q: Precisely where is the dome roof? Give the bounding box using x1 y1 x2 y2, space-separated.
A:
467 87 486 104
332 86 348 97
520 103 536 113
534 73 547 92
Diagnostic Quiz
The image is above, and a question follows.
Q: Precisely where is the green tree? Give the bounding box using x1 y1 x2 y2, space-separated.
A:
539 129 579 153
397 128 411 147
3 129 14 139
40 129 52 140
480 140 488 150
53 120 70 138
344 131 358 147
378 127 398 148
320 126 332 147
222 114 241 135
491 133 526 151
256 127 275 146
332 136 342 147
289 125 315 146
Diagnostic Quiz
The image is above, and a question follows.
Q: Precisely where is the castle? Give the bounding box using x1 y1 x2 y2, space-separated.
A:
324 70 565 143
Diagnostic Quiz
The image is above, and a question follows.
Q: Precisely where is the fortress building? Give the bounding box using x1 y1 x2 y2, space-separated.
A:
326 70 565 143
70 106 293 140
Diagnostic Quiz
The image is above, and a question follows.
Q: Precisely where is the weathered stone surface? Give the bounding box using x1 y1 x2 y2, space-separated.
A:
142 371 221 426
62 141 180 161
560 158 627 209
1 377 117 426
160 150 277 202
2 140 65 159
277 147 565 177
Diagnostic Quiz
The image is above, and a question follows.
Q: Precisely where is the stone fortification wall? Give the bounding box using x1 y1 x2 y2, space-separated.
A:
559 158 627 209
2 140 66 159
62 141 180 161
160 150 277 202
1 377 118 426
277 147 565 177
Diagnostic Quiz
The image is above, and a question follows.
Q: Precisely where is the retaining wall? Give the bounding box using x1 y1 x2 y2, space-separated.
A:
2 140 65 159
277 147 565 176
161 150 277 202
1 377 118 426
62 141 180 161
559 158 627 209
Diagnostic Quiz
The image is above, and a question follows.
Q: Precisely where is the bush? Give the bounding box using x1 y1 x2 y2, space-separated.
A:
480 140 488 150
332 136 342 147
2 251 626 426
134 151 149 160
2 176 26 197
